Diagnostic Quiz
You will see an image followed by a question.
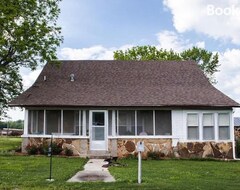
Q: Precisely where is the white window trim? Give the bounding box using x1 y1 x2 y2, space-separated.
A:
185 110 232 142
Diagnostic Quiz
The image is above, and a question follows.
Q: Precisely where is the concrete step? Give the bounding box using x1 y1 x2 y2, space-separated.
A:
88 150 111 159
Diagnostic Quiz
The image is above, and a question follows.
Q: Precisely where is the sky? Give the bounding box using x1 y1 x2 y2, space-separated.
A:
7 0 240 120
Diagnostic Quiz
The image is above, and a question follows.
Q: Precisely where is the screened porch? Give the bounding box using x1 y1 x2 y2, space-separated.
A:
25 109 172 137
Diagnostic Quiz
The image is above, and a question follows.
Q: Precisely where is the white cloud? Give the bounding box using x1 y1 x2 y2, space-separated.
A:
59 44 133 60
163 0 240 44
156 30 205 52
215 48 240 117
59 45 114 60
215 49 240 102
21 68 42 89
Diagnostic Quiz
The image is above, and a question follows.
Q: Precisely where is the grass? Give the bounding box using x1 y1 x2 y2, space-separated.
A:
109 159 240 190
1 137 240 189
0 136 22 152
0 155 87 190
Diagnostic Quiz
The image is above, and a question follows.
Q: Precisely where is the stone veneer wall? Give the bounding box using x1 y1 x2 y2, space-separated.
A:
22 137 89 157
116 139 233 159
116 139 172 159
22 137 233 159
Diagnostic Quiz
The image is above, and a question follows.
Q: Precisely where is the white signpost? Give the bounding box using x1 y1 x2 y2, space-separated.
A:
137 141 144 184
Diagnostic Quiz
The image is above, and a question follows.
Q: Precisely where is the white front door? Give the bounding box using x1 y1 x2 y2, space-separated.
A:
89 110 108 150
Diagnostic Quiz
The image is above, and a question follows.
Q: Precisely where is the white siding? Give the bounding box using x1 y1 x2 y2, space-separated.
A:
172 110 184 146
172 109 234 145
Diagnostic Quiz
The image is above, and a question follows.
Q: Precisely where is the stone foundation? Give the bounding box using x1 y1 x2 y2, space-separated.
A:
22 137 234 159
176 142 233 159
116 138 173 159
22 137 89 157
115 139 233 159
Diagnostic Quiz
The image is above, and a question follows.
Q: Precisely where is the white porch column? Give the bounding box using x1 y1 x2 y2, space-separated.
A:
24 109 28 135
112 110 116 136
82 110 86 136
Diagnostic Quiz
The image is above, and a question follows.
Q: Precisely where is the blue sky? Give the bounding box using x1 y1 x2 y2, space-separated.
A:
58 0 173 48
7 0 240 120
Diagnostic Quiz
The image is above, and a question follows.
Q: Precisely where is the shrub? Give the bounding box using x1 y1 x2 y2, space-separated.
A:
38 143 49 155
25 144 38 155
147 151 161 160
64 147 73 156
51 142 63 155
236 138 240 158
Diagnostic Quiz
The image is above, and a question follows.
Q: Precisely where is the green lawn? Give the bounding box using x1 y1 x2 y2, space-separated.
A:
1 137 240 189
0 136 22 152
0 156 240 190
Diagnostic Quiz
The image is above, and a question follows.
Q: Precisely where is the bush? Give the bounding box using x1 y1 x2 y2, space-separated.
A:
64 147 73 156
38 143 49 155
236 139 240 158
147 151 161 160
25 144 38 155
51 142 63 155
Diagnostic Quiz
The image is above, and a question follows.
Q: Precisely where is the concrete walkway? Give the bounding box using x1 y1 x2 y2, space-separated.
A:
67 159 116 182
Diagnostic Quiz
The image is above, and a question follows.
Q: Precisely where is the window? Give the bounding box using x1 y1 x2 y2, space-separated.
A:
203 114 214 140
155 110 172 135
137 110 153 135
118 110 135 135
28 110 44 134
187 114 199 140
218 113 230 140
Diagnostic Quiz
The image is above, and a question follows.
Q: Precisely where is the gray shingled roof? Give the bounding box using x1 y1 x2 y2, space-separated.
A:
10 60 239 108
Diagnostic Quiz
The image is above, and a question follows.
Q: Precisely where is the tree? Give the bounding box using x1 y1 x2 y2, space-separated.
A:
0 0 63 120
114 46 219 83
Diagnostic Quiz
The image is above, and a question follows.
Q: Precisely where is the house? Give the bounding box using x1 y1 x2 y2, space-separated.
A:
10 60 239 159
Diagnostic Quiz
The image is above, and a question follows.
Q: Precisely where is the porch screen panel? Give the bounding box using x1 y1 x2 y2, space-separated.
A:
155 110 172 135
28 110 44 134
108 110 112 136
63 110 78 135
86 110 89 136
218 113 230 140
118 110 135 135
137 110 153 135
46 110 61 134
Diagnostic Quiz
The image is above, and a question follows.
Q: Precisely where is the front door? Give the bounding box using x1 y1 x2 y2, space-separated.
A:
89 110 108 150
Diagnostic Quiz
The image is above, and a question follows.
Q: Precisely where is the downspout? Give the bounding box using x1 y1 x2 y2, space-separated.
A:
232 109 240 160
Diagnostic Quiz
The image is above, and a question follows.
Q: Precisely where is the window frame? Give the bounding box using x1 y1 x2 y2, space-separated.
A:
218 113 230 140
202 113 215 140
187 113 199 140
185 111 232 142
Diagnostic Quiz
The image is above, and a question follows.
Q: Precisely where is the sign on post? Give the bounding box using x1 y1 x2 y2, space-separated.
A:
137 141 144 184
